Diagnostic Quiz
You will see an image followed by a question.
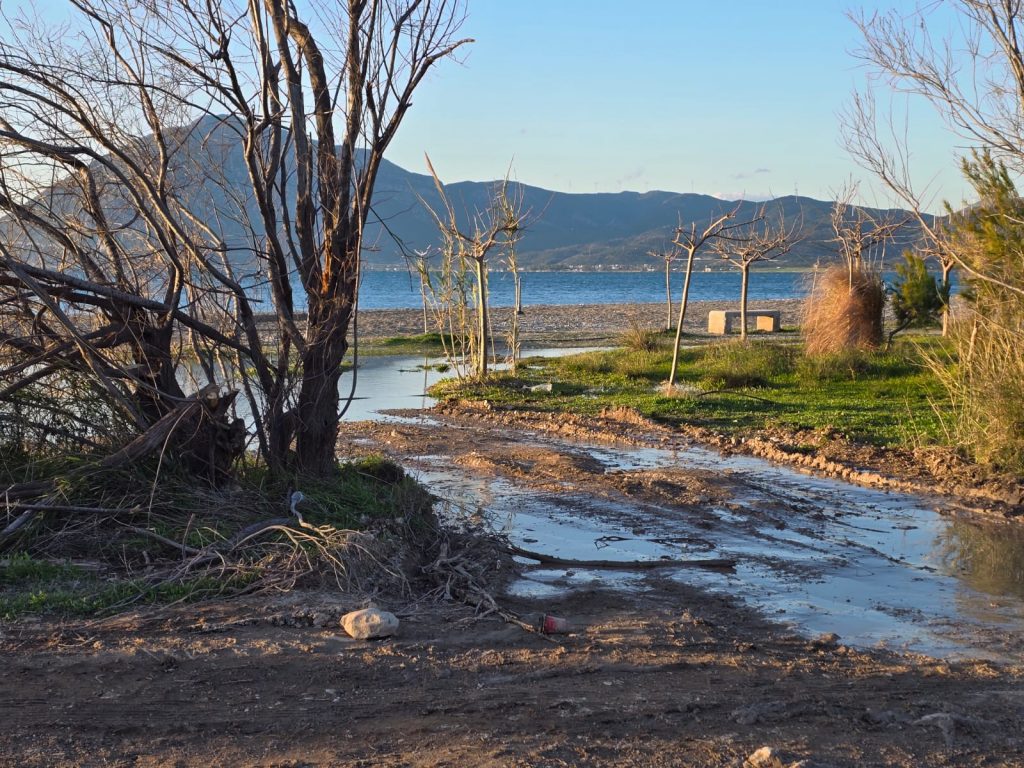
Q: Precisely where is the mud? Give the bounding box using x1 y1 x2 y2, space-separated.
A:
5 398 1024 766
3 582 1023 767
436 401 1024 519
342 406 1024 660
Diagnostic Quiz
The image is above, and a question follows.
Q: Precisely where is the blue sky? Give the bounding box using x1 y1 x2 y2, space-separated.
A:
11 0 972 211
385 1 972 211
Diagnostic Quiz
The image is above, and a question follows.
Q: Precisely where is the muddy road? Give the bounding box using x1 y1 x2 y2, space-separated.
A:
344 405 1024 663
4 404 1024 767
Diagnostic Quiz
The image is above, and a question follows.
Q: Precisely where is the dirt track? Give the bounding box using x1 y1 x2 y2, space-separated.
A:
3 403 1024 767
4 579 1022 768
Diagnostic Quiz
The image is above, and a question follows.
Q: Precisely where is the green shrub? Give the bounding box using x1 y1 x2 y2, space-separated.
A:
890 251 948 338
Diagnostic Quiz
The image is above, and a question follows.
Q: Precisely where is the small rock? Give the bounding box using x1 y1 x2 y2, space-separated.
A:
808 632 840 650
743 747 786 768
340 607 400 640
529 382 554 393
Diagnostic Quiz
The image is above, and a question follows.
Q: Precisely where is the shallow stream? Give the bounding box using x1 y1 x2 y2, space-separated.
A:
359 354 1024 662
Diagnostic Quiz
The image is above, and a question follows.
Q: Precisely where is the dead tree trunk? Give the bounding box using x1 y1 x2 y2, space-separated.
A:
474 257 490 378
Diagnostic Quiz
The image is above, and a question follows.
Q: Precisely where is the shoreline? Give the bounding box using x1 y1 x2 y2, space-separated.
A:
353 298 805 345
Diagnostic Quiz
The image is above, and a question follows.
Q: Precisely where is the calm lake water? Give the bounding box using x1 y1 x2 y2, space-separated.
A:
249 268 958 311
355 269 808 310
348 268 959 311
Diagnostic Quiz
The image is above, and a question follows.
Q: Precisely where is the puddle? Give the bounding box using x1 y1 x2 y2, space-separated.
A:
337 347 606 421
412 433 1024 662
335 348 1024 661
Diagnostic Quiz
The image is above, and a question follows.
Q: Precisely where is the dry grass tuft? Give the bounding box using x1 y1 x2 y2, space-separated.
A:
618 320 662 352
925 310 1024 474
802 265 885 357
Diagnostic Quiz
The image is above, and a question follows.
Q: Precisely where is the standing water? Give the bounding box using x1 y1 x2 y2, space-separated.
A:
344 355 1024 662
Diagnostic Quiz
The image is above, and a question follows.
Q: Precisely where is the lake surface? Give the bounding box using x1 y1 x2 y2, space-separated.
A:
252 268 959 311
356 269 811 310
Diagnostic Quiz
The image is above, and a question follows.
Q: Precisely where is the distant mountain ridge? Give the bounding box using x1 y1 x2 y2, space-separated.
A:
5 115 928 272
366 159 927 270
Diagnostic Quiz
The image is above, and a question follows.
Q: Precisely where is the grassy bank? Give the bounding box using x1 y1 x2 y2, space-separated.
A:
433 333 953 449
0 455 432 619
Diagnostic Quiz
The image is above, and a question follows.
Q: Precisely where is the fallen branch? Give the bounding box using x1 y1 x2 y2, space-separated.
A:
121 525 202 558
506 544 736 571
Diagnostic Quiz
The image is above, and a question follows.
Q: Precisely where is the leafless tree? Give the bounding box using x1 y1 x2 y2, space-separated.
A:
845 2 1024 299
712 206 799 342
665 209 743 388
420 157 524 379
647 245 681 331
846 1 1024 469
829 183 908 284
0 0 468 482
412 248 434 335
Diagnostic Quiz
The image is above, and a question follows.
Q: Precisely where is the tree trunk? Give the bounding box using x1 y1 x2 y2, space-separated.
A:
667 248 701 388
740 264 750 341
293 291 353 476
941 262 953 337
474 257 489 378
514 272 523 315
664 260 673 331
679 247 697 330
420 279 430 334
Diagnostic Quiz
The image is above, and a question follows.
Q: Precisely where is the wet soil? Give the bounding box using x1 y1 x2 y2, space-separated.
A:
2 582 1022 767
4 401 1024 766
432 401 1024 519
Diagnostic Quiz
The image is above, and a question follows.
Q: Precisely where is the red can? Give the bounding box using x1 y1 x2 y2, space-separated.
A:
540 614 570 634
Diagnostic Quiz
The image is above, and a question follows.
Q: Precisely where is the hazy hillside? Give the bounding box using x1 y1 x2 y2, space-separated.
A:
364 161 928 269
5 116 928 272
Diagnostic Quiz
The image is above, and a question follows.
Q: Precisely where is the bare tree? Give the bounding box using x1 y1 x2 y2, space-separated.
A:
712 206 799 342
845 2 1024 299
412 248 434 335
420 158 524 379
648 245 682 331
0 0 469 481
829 183 908 284
846 2 1024 469
665 210 742 388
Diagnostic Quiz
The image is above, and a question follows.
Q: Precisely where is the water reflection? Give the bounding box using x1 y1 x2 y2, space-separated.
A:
936 518 1024 600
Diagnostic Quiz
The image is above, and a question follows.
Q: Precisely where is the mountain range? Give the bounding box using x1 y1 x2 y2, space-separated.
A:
4 115 928 272
365 159 926 270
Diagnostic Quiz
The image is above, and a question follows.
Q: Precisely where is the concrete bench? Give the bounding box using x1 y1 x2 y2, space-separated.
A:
707 310 781 335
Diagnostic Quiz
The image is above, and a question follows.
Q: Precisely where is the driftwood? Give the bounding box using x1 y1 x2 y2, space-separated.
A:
506 544 736 572
0 386 243 545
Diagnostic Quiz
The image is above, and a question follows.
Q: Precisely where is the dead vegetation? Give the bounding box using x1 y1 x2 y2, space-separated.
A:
802 264 886 356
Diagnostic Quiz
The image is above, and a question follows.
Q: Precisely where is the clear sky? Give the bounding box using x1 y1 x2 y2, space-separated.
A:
9 0 973 211
384 1 973 212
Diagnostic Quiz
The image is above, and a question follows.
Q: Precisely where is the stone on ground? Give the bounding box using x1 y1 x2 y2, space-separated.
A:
340 607 400 640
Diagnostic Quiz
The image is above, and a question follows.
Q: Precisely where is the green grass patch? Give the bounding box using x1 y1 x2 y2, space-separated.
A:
0 553 258 619
297 455 434 529
431 336 953 449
